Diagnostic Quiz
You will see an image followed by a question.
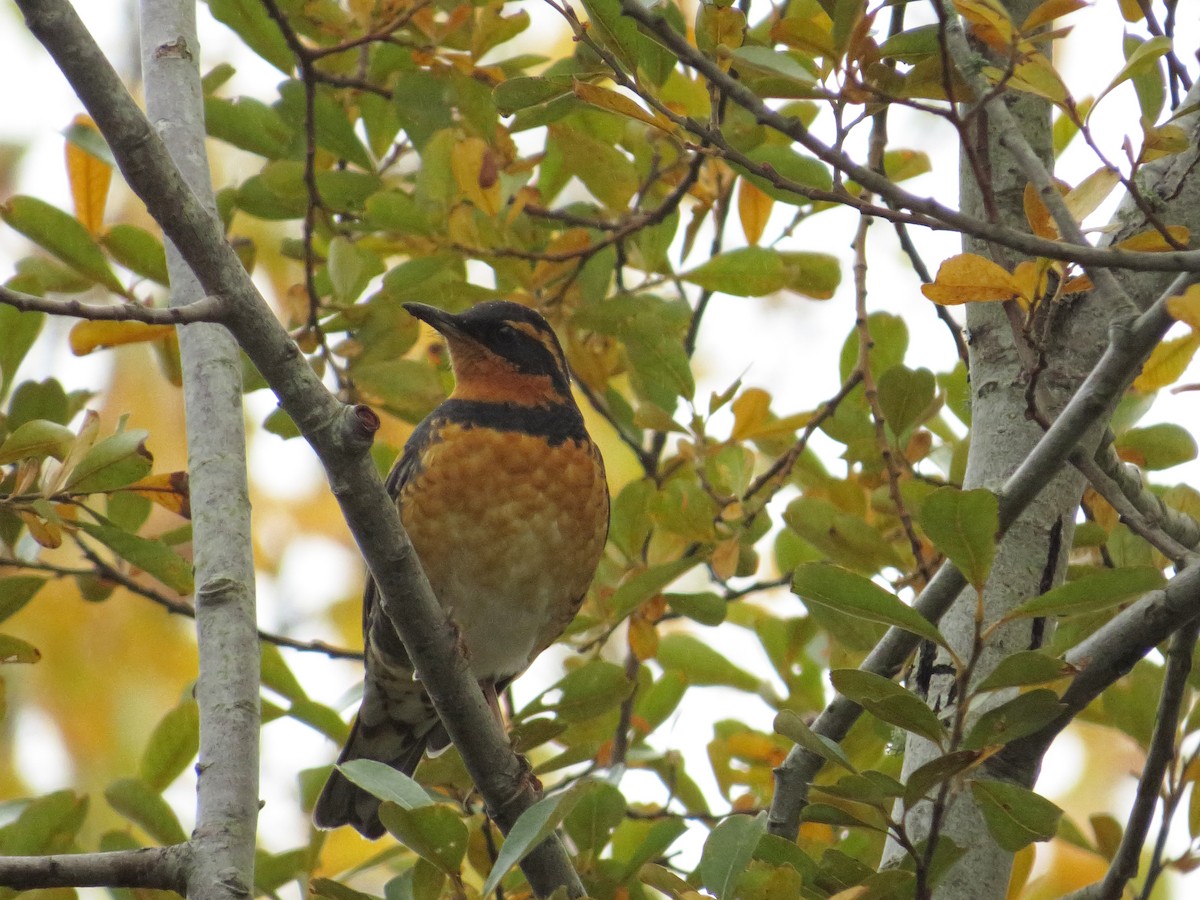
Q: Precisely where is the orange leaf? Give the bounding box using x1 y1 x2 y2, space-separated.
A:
65 115 112 236
952 0 1014 51
1022 180 1068 239
70 320 175 356
1021 0 1087 32
921 253 1022 305
737 179 773 246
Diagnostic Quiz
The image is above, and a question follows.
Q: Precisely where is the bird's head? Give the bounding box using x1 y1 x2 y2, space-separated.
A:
403 301 574 407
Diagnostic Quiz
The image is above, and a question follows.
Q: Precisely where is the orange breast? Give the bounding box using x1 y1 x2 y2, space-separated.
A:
399 423 609 682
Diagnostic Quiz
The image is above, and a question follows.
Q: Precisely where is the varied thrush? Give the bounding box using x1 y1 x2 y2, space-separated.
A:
314 300 610 838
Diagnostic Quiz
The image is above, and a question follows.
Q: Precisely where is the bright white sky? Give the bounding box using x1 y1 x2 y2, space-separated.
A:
3 0 1200 894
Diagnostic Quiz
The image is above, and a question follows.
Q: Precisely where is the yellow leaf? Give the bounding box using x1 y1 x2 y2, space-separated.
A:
1132 331 1200 392
531 228 592 289
1167 285 1200 329
1021 0 1086 32
730 388 771 440
125 471 191 519
69 320 175 356
1143 123 1190 161
573 82 669 132
1114 226 1189 252
737 180 773 246
1117 0 1143 20
1008 52 1070 104
17 510 62 549
1065 166 1120 222
627 615 659 661
710 537 740 581
65 115 112 237
1012 260 1053 306
921 253 1022 305
450 137 502 216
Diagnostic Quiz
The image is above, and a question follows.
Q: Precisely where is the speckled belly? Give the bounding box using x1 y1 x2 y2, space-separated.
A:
399 423 608 682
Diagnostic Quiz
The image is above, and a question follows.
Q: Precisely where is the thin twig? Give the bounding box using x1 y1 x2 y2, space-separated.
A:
0 286 224 323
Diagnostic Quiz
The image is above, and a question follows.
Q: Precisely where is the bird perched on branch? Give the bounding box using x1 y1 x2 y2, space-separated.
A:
314 300 609 839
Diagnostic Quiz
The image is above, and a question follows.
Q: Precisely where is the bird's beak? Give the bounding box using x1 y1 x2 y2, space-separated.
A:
403 303 465 338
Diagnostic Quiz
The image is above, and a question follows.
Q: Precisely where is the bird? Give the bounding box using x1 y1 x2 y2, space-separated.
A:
313 300 610 839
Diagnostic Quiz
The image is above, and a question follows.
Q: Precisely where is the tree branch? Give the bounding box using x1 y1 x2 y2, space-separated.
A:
14 1 581 894
0 846 188 893
768 268 1200 839
614 0 1200 275
0 286 224 323
993 559 1200 785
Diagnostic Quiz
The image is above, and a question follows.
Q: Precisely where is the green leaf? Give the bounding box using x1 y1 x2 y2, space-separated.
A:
731 46 815 87
351 358 447 424
877 366 936 437
1 196 122 291
0 577 45 624
288 698 350 742
140 699 200 791
784 496 904 577
261 643 309 702
78 521 195 594
737 145 833 204
549 123 639 209
255 848 308 894
379 804 468 874
829 669 946 746
204 95 298 160
564 781 627 853
918 486 999 590
963 689 1065 750
683 246 786 297
792 562 947 647
393 71 454 151
0 419 75 464
970 779 1062 851
657 633 760 692
612 819 689 882
337 759 432 810
0 305 46 399
1007 566 1165 619
100 225 170 286
481 781 590 895
0 790 86 854
1115 423 1198 470
773 709 857 774
494 76 574 114
528 659 634 722
633 669 688 735
1095 34 1171 113
64 429 153 492
903 750 984 808
277 81 374 171
0 634 42 664
975 650 1074 691
206 0 294 73
365 191 434 237
699 812 767 900
839 311 908 383
105 777 188 845
665 592 727 626
608 557 700 620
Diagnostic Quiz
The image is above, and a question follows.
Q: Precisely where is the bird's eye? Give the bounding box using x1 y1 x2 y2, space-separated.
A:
496 324 519 342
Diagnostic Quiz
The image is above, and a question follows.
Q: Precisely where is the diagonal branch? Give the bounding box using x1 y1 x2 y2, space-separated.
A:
767 268 1200 839
14 1 581 895
613 0 1200 276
